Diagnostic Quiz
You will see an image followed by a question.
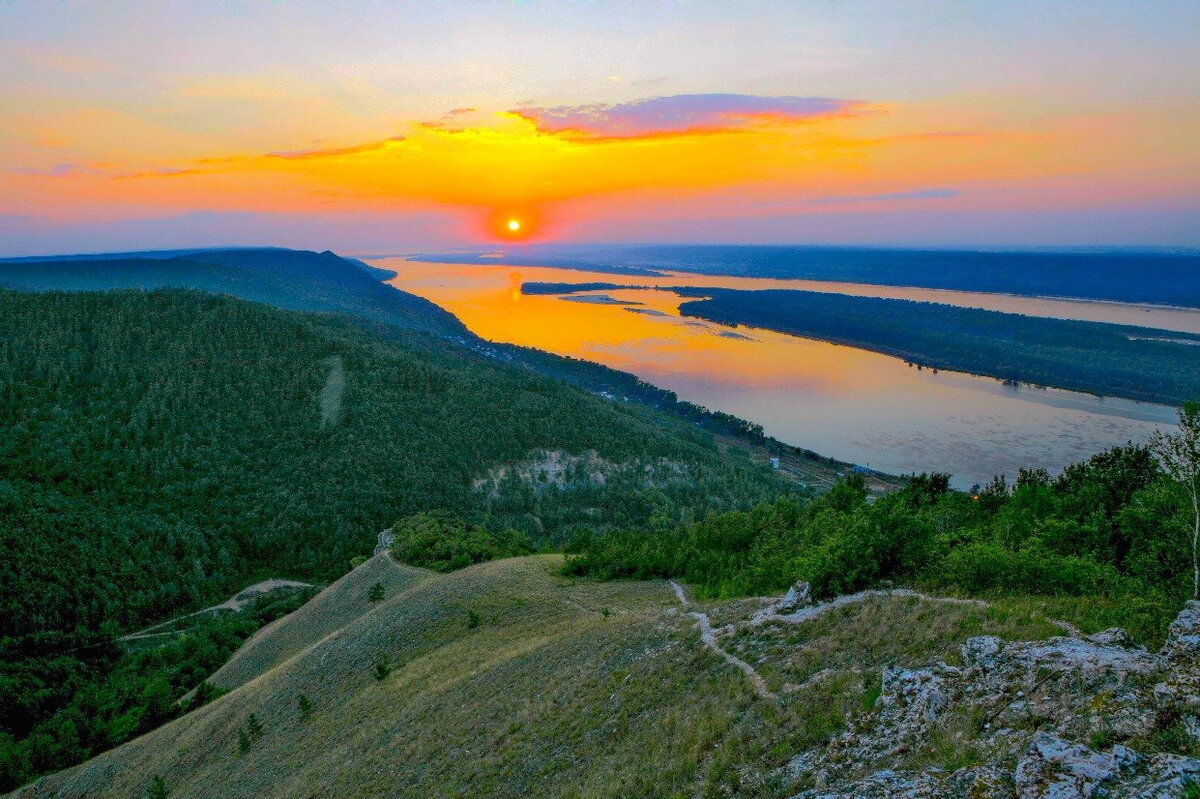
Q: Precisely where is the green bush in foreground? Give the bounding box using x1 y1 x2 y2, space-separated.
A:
567 441 1193 645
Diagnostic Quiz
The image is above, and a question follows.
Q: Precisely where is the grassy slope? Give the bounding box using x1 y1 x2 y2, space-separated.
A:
11 557 1072 799
203 554 429 694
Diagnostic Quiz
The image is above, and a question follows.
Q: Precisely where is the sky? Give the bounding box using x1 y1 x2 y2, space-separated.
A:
1 0 1198 255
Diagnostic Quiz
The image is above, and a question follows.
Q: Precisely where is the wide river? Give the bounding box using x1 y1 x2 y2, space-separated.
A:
369 256 1187 488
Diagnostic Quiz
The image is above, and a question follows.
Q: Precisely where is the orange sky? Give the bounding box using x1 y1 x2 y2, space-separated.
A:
2 1 1198 253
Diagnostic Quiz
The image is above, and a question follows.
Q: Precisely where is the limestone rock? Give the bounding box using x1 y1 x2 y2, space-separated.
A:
879 665 955 723
1013 733 1121 798
1162 601 1200 664
964 636 1005 670
792 769 946 799
778 581 814 613
373 528 394 556
1121 753 1200 798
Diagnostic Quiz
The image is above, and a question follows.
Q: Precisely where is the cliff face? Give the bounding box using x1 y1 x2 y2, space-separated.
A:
778 600 1200 799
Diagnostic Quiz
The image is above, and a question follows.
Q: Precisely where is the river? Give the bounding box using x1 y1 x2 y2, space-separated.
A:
368 256 1185 488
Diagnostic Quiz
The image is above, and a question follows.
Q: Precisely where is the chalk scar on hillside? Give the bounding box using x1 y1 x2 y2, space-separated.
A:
319 354 345 428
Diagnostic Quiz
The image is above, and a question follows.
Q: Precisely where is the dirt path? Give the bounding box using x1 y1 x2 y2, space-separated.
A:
669 580 775 700
749 587 988 627
120 579 315 641
747 586 1082 637
667 578 1086 700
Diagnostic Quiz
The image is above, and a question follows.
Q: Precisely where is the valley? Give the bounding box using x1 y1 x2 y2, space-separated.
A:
1 248 1197 798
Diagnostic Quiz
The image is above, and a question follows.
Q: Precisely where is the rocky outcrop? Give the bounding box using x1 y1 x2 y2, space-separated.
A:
373 528 395 556
778 581 814 613
782 602 1200 799
1013 733 1130 798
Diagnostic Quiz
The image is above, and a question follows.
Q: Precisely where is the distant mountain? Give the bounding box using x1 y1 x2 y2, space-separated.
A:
410 244 1200 308
0 248 467 338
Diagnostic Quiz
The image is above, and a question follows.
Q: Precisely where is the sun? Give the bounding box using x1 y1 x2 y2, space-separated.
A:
486 209 540 240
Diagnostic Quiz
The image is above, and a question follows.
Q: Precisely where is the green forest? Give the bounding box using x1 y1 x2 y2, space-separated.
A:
0 287 781 790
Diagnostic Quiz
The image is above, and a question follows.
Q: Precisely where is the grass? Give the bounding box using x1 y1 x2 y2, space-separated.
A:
18 557 793 798
721 594 1062 694
978 592 1181 650
22 560 1181 799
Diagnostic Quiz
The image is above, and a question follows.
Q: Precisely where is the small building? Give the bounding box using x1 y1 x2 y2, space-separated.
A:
769 457 780 470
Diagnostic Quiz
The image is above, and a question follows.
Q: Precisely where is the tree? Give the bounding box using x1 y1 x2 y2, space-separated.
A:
245 714 264 740
298 694 313 720
147 775 169 799
1151 402 1200 598
368 582 385 603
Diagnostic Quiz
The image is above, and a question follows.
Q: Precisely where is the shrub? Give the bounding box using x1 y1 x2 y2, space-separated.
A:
147 775 169 799
390 512 532 572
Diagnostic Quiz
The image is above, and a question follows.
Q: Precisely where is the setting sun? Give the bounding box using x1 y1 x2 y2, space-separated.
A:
507 219 521 232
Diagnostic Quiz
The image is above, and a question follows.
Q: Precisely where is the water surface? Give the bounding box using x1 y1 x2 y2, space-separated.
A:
370 257 1184 488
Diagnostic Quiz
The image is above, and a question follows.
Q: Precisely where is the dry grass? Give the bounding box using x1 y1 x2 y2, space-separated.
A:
206 552 429 693
13 562 1089 799
721 593 1062 695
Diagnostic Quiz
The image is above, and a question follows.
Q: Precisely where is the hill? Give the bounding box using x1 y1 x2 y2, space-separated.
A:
12 555 1200 799
0 248 819 454
0 248 466 338
0 287 782 790
203 553 428 694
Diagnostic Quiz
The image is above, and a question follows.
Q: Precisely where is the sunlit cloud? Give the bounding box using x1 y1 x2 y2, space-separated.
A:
510 93 867 138
264 136 407 161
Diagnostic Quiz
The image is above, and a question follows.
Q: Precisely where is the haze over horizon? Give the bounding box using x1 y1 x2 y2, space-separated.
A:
2 0 1198 256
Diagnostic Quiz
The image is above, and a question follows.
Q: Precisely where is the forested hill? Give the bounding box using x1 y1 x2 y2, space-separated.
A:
0 249 778 445
0 248 467 339
0 287 779 641
0 287 782 787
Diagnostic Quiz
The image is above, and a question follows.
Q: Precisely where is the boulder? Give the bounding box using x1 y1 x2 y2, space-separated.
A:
1162 601 1200 664
778 581 814 613
879 666 955 723
1087 629 1139 649
1013 733 1121 798
963 636 1005 670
